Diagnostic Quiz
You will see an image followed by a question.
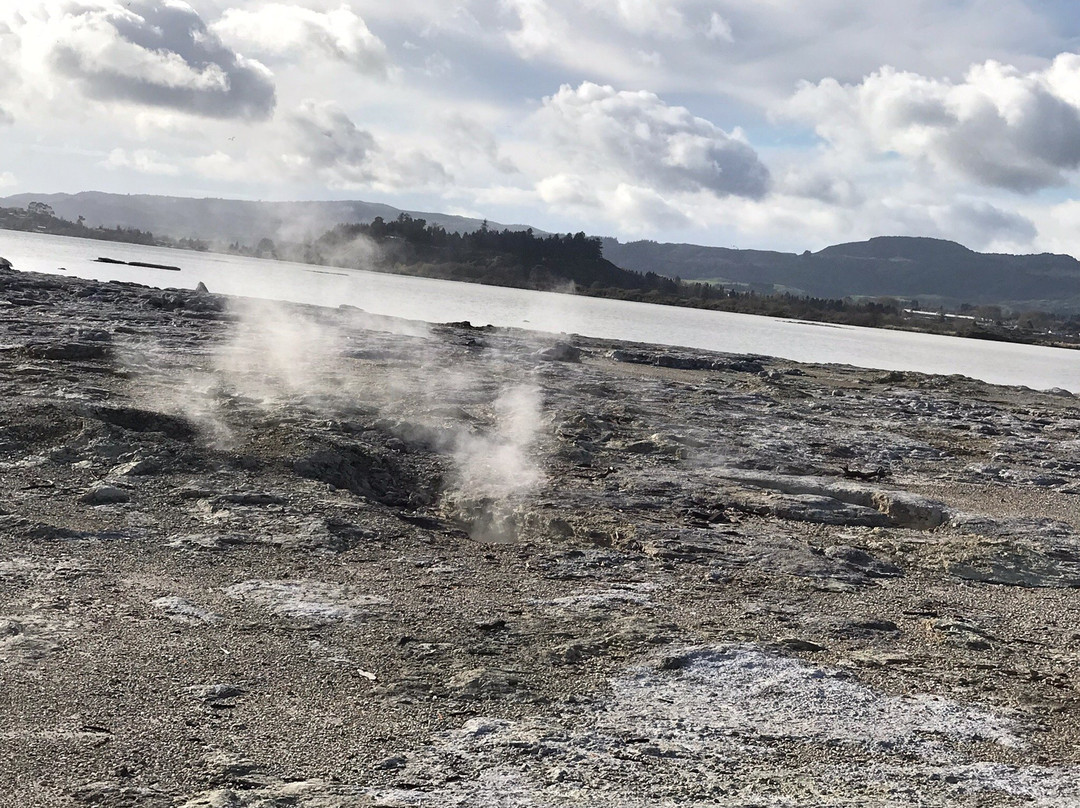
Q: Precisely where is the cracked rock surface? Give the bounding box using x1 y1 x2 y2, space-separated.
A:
2 264 1080 806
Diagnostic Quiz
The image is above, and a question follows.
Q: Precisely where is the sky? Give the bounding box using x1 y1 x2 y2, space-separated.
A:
4 1 1080 254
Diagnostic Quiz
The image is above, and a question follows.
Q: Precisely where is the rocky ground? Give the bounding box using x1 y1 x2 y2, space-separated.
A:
3 264 1080 806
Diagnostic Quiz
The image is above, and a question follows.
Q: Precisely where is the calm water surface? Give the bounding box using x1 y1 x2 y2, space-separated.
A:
3 228 1079 392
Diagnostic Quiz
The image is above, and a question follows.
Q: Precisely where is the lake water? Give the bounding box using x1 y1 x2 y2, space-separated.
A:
3 228 1079 392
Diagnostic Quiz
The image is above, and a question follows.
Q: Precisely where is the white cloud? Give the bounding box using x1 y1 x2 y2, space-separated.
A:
810 196 1031 252
1026 199 1080 256
102 148 181 176
191 150 251 182
3 0 275 120
608 183 692 230
362 0 1062 105
284 101 378 187
0 172 16 189
775 165 864 207
535 82 769 199
942 199 1037 248
588 0 689 39
636 50 664 69
284 101 450 192
536 173 597 207
705 13 734 43
501 0 564 59
212 4 388 76
444 114 518 174
501 82 773 235
130 109 207 139
467 185 540 209
783 54 1080 193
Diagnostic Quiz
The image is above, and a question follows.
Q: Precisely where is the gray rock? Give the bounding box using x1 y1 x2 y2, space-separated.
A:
824 545 903 578
71 781 170 806
176 791 241 808
178 782 362 808
536 342 581 362
111 458 162 476
778 637 827 653
78 484 130 505
204 751 266 788
731 490 892 527
293 444 431 507
0 618 23 637
841 618 901 636
214 491 287 506
447 667 522 696
869 490 947 529
714 468 949 529
26 341 111 361
375 755 408 770
932 620 996 650
151 596 221 624
949 552 1080 588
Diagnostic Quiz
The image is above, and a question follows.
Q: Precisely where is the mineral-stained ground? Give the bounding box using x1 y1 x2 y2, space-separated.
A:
3 264 1080 807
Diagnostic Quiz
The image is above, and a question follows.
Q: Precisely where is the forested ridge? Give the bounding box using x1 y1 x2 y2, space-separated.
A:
314 215 681 294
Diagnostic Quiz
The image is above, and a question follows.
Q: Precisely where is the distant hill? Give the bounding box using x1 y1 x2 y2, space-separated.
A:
0 191 535 245
602 235 1080 314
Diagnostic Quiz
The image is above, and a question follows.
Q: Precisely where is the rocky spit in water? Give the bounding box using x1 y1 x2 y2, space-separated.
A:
3 264 1080 807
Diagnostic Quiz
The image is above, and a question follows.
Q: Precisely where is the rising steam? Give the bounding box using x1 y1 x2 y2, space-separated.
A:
120 288 548 542
453 384 543 499
215 298 351 405
448 382 545 542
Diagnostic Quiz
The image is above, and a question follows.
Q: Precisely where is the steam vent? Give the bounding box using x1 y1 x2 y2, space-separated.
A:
4 262 1080 806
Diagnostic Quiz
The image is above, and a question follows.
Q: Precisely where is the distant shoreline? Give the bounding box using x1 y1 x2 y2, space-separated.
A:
2 221 1078 354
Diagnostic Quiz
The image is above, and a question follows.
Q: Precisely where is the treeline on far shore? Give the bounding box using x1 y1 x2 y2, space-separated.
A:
277 213 1080 349
0 202 210 252
6 202 1080 349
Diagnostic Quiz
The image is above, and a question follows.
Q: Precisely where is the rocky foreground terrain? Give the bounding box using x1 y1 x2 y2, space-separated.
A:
3 264 1080 807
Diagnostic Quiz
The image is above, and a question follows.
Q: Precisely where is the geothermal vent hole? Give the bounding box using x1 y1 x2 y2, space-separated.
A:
292 443 439 509
87 405 198 441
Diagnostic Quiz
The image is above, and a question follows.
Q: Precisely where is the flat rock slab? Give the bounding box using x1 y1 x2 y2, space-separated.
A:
224 580 390 621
